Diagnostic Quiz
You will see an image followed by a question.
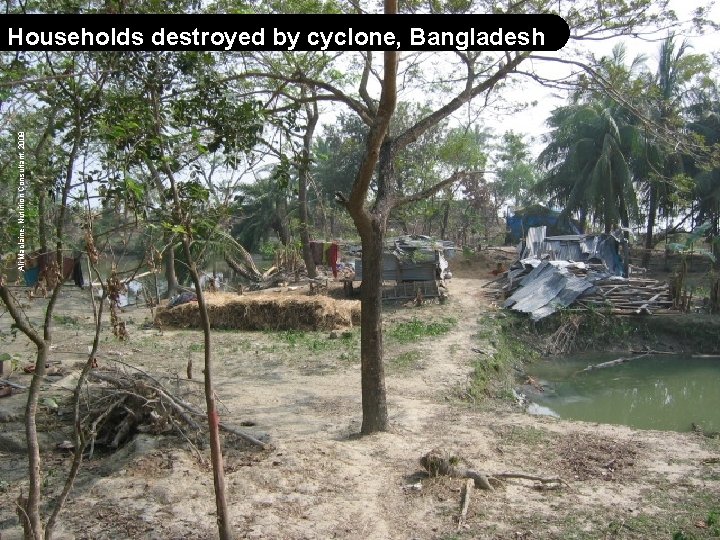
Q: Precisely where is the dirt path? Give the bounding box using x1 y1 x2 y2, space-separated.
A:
1 275 719 539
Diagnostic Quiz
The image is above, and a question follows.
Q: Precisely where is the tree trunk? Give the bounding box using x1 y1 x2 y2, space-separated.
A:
22 342 49 540
578 207 587 234
342 1 397 435
359 218 388 434
166 169 233 540
299 96 319 279
440 196 451 240
712 211 720 271
164 235 178 298
38 187 48 255
0 284 61 540
224 253 263 282
643 183 658 268
186 252 232 540
272 202 290 246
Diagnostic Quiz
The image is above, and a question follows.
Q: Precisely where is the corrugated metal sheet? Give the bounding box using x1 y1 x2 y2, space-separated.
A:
354 254 436 282
504 265 595 321
520 227 623 276
522 226 547 259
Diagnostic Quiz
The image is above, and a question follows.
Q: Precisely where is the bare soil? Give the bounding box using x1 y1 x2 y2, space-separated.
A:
1 258 719 539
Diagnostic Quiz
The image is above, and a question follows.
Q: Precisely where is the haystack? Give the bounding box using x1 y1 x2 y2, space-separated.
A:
155 293 361 331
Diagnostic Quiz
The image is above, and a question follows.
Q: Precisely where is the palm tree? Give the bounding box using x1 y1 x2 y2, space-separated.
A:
637 35 707 265
536 44 645 234
537 102 638 233
686 89 720 265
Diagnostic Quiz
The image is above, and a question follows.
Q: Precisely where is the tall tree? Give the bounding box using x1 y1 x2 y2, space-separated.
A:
536 45 647 233
537 102 639 233
639 35 708 265
686 80 720 265
495 131 538 208
0 49 110 540
236 0 690 433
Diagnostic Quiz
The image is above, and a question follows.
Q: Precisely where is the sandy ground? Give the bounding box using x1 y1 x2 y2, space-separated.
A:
1 257 719 539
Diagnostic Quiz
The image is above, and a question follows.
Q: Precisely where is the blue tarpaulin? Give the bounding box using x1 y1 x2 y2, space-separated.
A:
506 205 581 243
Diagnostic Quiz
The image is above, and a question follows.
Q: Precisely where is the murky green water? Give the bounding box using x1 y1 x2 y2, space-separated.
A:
526 354 720 432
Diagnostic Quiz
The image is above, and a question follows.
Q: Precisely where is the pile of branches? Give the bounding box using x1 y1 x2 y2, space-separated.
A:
544 314 582 355
82 367 266 456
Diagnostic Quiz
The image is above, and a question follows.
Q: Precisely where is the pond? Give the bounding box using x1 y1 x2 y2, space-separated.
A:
525 353 720 433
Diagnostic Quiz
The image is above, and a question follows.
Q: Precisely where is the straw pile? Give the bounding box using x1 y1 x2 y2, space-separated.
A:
155 293 361 331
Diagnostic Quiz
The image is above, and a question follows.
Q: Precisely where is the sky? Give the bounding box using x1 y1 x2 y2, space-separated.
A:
489 0 720 157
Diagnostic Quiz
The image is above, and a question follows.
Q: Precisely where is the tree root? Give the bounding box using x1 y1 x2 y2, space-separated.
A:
421 449 567 492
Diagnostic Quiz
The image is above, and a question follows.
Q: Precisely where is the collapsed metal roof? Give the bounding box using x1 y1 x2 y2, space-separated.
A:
502 260 596 320
496 227 672 320
520 226 624 276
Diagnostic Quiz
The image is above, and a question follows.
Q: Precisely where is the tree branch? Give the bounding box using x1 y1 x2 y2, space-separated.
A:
347 48 398 216
0 286 44 348
358 51 377 114
394 170 480 209
393 51 531 153
224 70 373 125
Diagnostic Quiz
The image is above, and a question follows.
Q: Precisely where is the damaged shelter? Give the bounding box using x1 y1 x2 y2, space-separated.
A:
505 204 582 243
492 226 672 320
350 235 454 301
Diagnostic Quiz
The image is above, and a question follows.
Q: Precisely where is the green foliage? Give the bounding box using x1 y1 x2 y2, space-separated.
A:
537 102 639 232
494 131 538 207
707 508 720 536
668 222 716 263
231 177 291 253
388 317 457 343
313 113 367 200
437 127 487 171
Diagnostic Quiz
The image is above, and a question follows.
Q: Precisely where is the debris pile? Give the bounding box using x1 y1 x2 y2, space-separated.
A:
82 368 267 454
574 277 673 314
489 227 674 320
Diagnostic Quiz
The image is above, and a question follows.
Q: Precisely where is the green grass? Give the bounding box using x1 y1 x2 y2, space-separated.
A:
52 314 80 326
499 425 548 446
388 317 457 343
388 350 423 371
467 313 537 403
273 329 360 355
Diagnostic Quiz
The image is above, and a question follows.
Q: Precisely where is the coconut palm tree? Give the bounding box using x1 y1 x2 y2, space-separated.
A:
686 86 720 265
637 35 708 265
536 44 645 234
537 102 639 233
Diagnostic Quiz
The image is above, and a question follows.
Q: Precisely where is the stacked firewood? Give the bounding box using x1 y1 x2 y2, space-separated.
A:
576 278 673 314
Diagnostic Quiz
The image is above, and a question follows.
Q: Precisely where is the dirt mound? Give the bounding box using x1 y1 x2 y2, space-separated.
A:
155 292 360 331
